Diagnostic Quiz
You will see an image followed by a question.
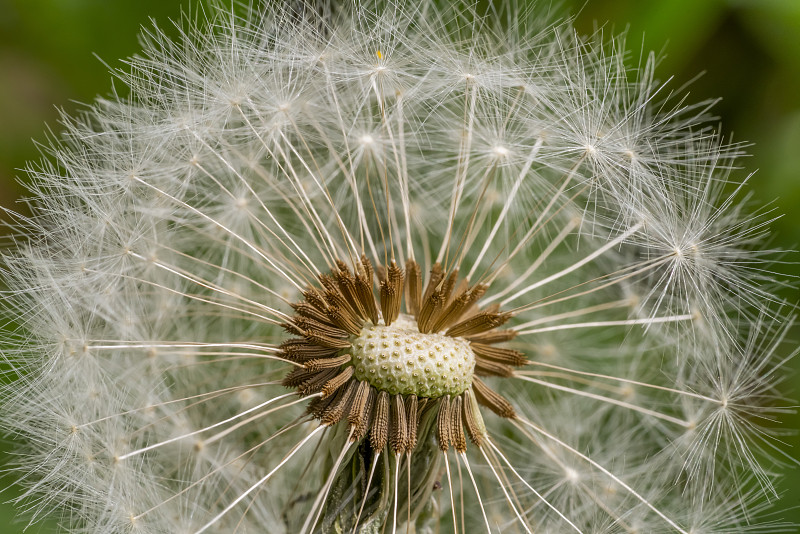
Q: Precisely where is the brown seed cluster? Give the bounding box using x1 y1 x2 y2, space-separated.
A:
280 256 528 452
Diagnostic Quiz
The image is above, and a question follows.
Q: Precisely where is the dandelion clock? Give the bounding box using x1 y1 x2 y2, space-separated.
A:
1 1 796 533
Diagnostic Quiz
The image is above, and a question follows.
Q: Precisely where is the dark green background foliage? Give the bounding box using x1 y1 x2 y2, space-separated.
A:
0 0 797 531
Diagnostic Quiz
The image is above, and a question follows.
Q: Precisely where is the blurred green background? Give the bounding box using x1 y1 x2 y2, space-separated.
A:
0 0 797 531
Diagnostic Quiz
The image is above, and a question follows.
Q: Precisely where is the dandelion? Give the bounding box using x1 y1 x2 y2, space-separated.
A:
1 1 796 532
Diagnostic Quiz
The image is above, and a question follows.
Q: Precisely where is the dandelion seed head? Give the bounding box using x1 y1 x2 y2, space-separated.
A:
0 0 795 533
